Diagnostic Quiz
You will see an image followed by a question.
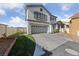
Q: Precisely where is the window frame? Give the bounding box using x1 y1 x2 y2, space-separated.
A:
34 11 47 21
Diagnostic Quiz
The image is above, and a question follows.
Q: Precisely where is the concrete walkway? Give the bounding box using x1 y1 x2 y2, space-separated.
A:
33 33 79 56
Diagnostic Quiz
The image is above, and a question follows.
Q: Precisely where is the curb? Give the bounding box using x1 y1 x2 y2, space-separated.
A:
3 38 17 56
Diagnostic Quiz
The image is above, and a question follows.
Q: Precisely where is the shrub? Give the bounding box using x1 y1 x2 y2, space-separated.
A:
9 35 36 56
53 29 59 33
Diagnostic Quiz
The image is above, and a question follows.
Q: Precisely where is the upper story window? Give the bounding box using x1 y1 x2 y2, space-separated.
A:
44 14 47 21
34 12 38 19
40 8 43 11
54 17 56 21
70 20 72 24
50 16 54 21
66 25 69 28
34 12 47 21
50 16 56 22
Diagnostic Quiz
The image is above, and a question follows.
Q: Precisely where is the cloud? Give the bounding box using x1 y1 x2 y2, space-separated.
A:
0 9 6 16
42 3 46 6
63 14 73 19
59 18 71 22
59 4 73 11
0 3 24 16
57 17 70 22
57 14 73 22
8 16 26 27
0 3 24 9
0 3 26 27
64 14 69 18
57 13 73 19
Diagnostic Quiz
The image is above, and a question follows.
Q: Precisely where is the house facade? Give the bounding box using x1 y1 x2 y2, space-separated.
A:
64 22 69 33
69 13 79 36
26 4 57 34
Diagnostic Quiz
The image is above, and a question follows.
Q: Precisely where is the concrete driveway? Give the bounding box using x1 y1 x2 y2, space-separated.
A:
33 33 79 56
52 41 79 56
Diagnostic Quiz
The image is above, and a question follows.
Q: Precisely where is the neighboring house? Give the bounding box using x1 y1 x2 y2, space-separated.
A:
54 21 69 33
55 21 65 32
26 4 57 34
69 13 79 36
64 22 69 33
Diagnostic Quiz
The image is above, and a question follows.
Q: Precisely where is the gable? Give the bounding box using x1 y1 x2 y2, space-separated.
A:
27 5 51 16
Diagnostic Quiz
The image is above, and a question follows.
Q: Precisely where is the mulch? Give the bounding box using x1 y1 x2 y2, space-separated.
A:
0 37 15 56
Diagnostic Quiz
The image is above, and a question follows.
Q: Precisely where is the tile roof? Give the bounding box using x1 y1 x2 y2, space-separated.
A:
70 13 79 19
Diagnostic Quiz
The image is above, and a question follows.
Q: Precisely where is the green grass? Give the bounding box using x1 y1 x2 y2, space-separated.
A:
9 35 36 56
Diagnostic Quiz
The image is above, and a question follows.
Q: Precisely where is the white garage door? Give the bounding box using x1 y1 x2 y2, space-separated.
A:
31 25 47 34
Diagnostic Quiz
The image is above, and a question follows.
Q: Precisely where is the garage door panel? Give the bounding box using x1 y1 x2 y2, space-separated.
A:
31 25 47 34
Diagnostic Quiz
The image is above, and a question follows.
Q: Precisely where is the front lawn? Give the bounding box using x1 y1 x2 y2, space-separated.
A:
9 34 36 56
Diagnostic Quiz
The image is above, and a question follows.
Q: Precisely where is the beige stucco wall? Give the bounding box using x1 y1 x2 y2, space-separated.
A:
6 27 17 36
0 24 7 37
7 27 27 36
17 27 27 33
69 18 79 36
0 24 27 37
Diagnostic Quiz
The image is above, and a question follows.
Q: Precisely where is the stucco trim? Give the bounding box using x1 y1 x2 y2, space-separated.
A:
27 19 50 24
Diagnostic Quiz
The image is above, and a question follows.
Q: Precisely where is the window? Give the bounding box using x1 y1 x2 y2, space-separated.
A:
44 15 47 21
45 15 47 21
70 20 72 24
44 15 45 21
66 25 69 28
38 13 40 20
40 13 43 19
53 17 56 22
40 8 43 11
34 12 47 21
50 16 53 21
50 16 56 22
54 17 56 21
41 13 43 20
34 12 38 19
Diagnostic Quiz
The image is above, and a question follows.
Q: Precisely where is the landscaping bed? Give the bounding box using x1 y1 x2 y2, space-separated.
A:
0 37 15 56
9 35 36 56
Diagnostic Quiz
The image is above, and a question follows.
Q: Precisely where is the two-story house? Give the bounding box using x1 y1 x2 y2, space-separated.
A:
25 4 57 34
69 13 79 37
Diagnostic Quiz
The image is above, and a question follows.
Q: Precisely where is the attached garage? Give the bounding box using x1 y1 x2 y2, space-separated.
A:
31 25 48 34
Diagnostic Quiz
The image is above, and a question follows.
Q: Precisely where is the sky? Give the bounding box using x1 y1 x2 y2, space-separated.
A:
45 3 79 22
0 3 79 27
